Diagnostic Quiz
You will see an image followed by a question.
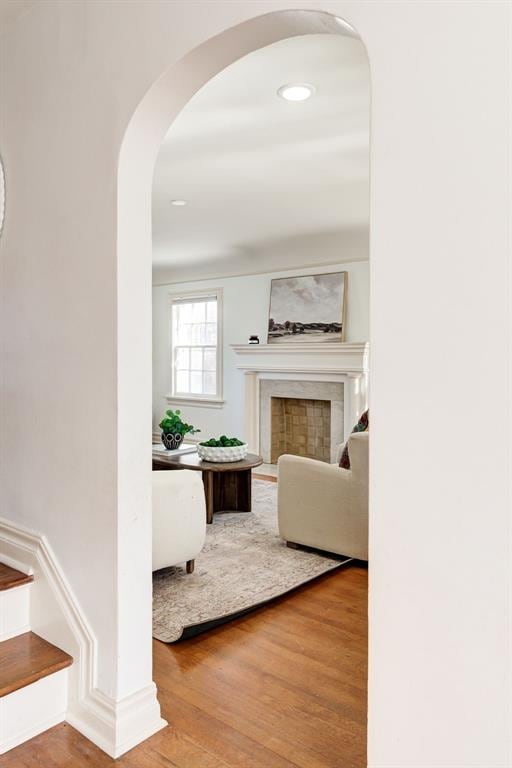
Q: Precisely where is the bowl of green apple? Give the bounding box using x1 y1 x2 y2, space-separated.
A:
197 435 248 463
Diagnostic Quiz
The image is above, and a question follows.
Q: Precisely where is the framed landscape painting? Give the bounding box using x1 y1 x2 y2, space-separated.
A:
267 272 347 343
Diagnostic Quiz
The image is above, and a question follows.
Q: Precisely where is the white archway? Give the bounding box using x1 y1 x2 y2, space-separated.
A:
116 6 370 753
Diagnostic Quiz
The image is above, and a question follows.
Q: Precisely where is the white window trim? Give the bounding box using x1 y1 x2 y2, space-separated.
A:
166 288 224 406
165 395 225 409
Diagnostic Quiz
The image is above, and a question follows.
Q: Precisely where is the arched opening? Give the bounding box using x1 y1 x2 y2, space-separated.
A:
117 8 370 759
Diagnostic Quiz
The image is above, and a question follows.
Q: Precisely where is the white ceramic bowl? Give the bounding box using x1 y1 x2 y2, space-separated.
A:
197 442 248 463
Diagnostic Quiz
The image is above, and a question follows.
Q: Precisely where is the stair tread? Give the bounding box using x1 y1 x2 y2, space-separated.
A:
0 562 34 591
0 631 73 697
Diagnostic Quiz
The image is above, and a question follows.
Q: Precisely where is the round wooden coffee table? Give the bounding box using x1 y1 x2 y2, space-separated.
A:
152 450 263 524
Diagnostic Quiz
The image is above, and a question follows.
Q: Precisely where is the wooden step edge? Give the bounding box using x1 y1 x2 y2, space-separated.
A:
0 631 73 698
0 562 34 591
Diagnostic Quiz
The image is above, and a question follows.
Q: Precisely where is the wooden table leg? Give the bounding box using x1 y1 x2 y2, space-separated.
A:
202 471 214 524
213 468 252 513
240 468 251 512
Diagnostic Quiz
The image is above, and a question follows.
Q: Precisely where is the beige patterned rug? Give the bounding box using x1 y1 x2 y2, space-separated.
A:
153 479 351 642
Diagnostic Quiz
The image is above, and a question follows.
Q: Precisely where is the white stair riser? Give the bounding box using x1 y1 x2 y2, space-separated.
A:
0 668 69 754
0 522 166 757
0 584 30 642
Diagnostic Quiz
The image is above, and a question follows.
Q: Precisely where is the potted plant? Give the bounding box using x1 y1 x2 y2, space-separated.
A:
197 435 248 462
159 409 200 450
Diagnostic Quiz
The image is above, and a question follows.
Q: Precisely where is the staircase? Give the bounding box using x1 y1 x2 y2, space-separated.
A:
0 562 73 754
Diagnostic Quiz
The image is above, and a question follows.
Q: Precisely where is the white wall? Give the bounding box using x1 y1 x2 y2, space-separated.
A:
153 226 369 283
0 1 510 765
153 261 369 440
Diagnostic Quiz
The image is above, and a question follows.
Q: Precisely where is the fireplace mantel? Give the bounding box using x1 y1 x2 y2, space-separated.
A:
231 342 368 373
231 342 369 454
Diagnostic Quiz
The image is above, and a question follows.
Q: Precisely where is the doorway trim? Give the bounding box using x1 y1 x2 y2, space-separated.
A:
116 8 370 757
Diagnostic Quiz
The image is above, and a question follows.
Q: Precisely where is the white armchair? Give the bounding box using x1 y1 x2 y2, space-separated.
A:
277 432 369 561
152 470 206 573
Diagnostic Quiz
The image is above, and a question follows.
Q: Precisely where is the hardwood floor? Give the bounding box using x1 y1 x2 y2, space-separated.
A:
1 565 367 768
252 472 278 483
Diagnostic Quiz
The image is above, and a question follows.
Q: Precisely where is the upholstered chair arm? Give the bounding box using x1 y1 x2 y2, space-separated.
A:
277 459 366 560
152 470 206 572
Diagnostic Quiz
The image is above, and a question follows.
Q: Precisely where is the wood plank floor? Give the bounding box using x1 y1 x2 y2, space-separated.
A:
0 564 367 768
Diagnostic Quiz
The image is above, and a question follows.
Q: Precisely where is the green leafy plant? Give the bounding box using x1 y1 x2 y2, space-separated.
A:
199 435 244 448
159 409 200 436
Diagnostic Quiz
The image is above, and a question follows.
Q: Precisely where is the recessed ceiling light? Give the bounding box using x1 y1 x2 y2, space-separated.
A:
170 199 187 206
277 83 315 102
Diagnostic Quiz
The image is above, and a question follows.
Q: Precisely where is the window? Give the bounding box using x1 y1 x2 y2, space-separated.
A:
170 292 222 401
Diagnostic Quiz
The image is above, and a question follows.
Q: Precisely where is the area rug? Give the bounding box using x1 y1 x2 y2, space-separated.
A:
152 479 351 642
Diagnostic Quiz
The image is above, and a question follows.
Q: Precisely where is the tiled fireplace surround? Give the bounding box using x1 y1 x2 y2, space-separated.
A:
262 381 341 463
271 396 331 463
231 342 369 464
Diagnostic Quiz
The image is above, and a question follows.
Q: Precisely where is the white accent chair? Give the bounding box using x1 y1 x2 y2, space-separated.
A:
152 470 206 574
277 431 369 561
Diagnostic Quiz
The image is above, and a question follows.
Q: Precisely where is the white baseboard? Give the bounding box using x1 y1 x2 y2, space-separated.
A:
68 682 167 758
0 516 167 758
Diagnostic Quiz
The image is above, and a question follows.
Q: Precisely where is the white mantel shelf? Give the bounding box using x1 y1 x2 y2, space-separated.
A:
231 341 367 355
231 342 369 374
231 342 369 451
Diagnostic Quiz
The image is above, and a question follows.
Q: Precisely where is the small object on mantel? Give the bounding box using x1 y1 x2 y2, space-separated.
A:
248 335 260 344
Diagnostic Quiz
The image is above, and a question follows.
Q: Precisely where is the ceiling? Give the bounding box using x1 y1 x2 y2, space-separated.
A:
152 33 370 272
0 0 35 34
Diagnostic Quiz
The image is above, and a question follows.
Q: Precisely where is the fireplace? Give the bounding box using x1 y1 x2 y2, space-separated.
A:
271 397 331 463
230 341 369 461
259 378 344 463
